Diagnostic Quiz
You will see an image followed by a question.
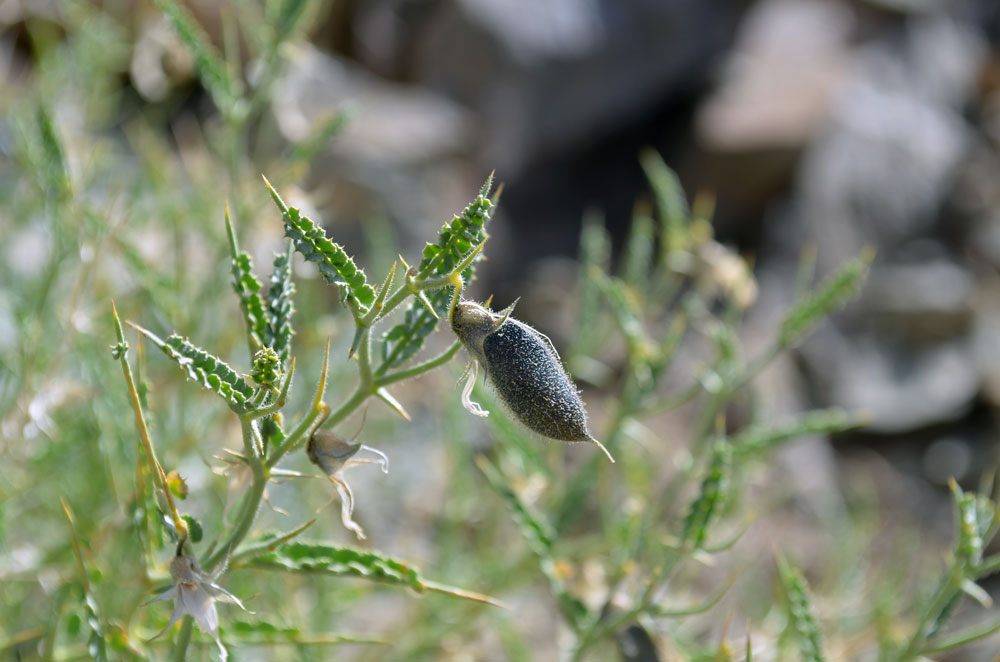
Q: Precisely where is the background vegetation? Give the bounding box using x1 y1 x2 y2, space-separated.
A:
2 1 999 660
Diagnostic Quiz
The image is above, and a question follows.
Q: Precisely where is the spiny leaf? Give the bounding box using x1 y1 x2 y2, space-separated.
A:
477 456 589 629
729 409 866 459
779 249 873 349
378 287 450 370
777 556 826 662
227 211 268 348
129 324 255 408
265 242 296 364
378 177 495 371
416 175 494 279
681 441 730 548
251 347 282 388
247 541 502 606
264 177 375 310
154 0 242 116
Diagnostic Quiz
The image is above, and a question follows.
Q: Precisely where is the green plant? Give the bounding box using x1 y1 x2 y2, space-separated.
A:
109 173 501 659
4 3 1000 661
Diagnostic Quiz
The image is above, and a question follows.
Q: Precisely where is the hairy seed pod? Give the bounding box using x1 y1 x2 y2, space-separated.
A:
451 300 614 462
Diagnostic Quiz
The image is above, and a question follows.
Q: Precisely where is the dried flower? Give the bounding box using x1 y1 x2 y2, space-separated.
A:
694 239 758 310
307 426 389 540
145 550 251 660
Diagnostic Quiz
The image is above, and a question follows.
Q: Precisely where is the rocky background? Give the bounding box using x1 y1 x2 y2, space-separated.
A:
6 0 1000 657
266 0 1000 523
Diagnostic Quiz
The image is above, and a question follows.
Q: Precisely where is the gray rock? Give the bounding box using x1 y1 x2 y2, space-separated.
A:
802 328 978 433
857 259 974 342
392 0 746 174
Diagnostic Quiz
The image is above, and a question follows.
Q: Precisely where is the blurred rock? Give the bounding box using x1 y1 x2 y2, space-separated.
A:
363 0 747 175
802 328 978 434
130 15 195 102
696 0 853 152
269 43 480 254
796 16 984 267
858 259 974 342
272 45 473 166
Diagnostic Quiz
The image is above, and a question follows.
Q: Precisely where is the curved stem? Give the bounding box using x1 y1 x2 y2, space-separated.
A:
376 341 461 387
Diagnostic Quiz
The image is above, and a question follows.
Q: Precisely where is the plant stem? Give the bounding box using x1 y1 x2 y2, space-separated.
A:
896 567 963 662
203 420 268 571
172 617 193 662
376 341 461 386
112 303 186 538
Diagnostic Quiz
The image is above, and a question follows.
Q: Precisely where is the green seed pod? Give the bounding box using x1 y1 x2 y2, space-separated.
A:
451 300 614 462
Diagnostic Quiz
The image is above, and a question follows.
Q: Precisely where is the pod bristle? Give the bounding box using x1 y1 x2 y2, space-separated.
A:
589 436 615 463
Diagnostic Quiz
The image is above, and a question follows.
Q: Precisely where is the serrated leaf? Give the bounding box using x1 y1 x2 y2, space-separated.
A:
227 214 268 348
265 243 296 365
378 178 495 371
777 556 825 662
779 250 872 349
129 323 255 408
264 178 375 310
681 442 730 548
246 541 502 606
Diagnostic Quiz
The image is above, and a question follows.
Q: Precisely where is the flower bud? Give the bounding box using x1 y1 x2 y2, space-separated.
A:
251 346 282 388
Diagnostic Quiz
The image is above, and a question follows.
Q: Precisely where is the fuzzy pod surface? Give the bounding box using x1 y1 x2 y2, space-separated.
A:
452 301 612 460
